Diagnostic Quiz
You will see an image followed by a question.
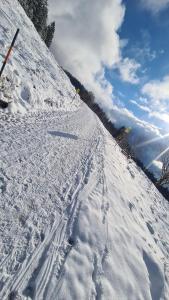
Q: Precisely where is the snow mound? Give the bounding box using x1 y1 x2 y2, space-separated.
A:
0 0 79 114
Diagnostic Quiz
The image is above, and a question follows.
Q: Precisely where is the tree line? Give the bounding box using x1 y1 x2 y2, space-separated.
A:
18 0 55 48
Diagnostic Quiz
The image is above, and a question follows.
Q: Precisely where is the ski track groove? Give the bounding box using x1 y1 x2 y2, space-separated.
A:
34 134 102 300
0 109 102 300
0 218 62 298
0 143 91 288
34 222 65 299
51 129 106 300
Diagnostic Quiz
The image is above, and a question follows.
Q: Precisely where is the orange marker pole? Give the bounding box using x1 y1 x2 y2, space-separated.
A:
0 28 19 78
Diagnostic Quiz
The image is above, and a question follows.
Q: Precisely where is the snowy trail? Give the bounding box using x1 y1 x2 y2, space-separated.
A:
47 127 169 300
0 104 169 299
0 104 102 299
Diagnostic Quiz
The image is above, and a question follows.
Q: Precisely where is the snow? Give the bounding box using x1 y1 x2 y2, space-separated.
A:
0 0 79 115
54 128 169 300
0 1 169 300
1 106 169 299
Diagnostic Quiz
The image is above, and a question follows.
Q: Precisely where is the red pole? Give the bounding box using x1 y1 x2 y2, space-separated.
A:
0 29 19 78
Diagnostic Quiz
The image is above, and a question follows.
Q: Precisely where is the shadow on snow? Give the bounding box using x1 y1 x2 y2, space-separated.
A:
48 131 78 140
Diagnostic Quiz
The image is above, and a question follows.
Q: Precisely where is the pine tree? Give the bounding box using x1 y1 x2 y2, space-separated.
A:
18 0 33 20
45 22 55 48
18 0 55 47
26 0 34 20
32 0 48 37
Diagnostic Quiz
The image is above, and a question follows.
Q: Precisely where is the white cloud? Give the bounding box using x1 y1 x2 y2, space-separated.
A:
48 0 126 103
149 111 169 124
129 98 169 129
130 44 156 63
48 0 141 105
107 106 168 166
117 58 141 84
150 160 162 179
140 0 169 13
130 100 151 112
108 106 159 136
139 97 148 104
142 76 169 110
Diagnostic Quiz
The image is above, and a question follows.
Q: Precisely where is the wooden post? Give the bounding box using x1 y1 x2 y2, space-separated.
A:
0 29 19 78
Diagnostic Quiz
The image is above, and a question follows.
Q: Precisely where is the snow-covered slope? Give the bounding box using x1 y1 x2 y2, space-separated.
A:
0 0 79 114
0 1 169 300
1 104 169 300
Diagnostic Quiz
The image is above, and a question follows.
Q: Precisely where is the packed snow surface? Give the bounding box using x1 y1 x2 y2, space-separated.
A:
1 105 169 300
0 1 169 300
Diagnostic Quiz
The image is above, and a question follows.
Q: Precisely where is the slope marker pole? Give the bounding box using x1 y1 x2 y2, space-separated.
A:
0 28 20 78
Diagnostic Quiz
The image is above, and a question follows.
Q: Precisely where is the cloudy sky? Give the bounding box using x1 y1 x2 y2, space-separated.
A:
48 0 169 167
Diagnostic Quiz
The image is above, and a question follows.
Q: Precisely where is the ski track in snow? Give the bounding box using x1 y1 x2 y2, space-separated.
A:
0 105 169 299
48 127 169 300
0 105 102 299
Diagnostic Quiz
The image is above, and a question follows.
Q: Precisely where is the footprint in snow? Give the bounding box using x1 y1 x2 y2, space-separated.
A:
143 250 164 300
21 86 31 103
128 202 135 212
0 176 7 194
146 222 154 235
8 291 22 300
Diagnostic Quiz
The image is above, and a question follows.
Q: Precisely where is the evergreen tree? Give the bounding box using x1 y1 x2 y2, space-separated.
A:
32 0 48 37
18 0 33 20
26 0 34 20
18 0 55 47
45 22 55 48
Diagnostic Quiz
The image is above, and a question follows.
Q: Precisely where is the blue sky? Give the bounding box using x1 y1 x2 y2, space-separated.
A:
107 0 169 132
